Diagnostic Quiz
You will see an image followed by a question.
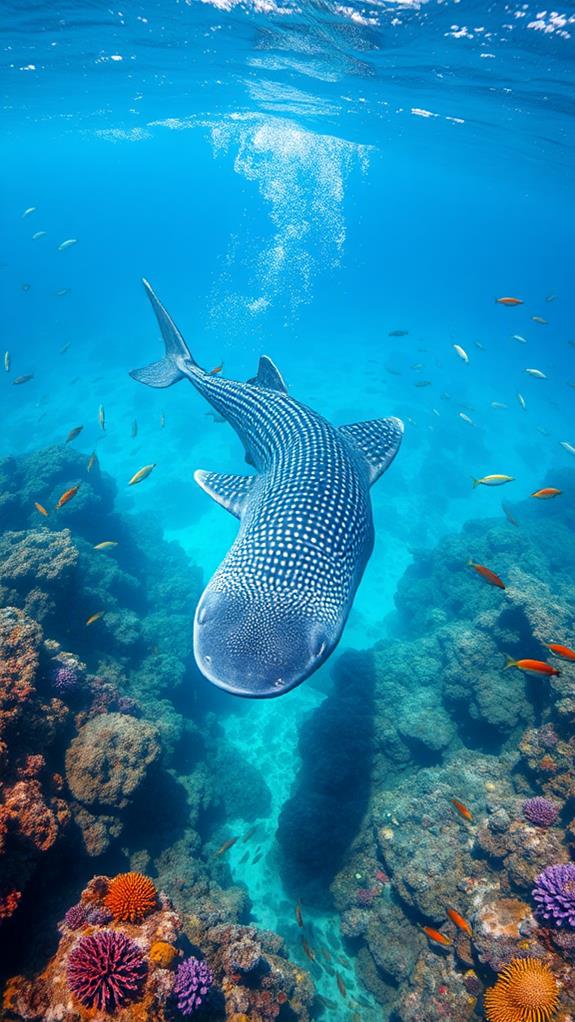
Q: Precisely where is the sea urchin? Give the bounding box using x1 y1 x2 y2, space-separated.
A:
104 871 157 923
67 930 147 1011
484 958 559 1022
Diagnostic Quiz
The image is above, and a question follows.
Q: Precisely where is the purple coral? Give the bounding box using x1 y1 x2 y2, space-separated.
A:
50 664 79 694
85 905 113 925
64 903 86 930
67 930 147 1010
173 957 213 1015
532 863 575 928
523 797 560 827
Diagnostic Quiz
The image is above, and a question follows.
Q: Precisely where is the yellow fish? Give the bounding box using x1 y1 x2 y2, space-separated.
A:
87 451 98 472
86 611 105 626
472 474 514 488
65 425 83 444
34 501 49 517
129 464 156 486
94 541 118 551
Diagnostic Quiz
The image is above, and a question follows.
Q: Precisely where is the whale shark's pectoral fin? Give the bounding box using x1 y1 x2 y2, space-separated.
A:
194 469 255 518
247 356 288 394
339 416 404 485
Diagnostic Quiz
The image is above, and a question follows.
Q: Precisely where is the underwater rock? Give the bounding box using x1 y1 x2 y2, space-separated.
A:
66 711 161 810
0 528 78 624
366 895 421 984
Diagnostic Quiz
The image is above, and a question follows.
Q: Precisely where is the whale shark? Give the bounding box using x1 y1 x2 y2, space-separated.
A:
130 279 403 698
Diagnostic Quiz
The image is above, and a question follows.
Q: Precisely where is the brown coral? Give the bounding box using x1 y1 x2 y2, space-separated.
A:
484 958 559 1022
104 872 157 923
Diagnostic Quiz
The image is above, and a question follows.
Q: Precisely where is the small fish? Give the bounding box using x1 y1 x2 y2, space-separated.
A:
531 315 548 325
252 850 263 864
55 288 71 297
411 362 424 370
13 374 33 385
336 973 347 998
159 412 166 428
524 368 547 379
453 344 469 363
300 937 315 961
131 419 138 438
531 488 561 499
446 909 473 937
451 799 473 822
86 611 105 626
214 836 239 857
458 412 474 425
317 996 338 1011
504 656 560 677
22 207 37 218
4 351 9 372
468 560 505 590
502 502 519 527
386 368 402 376
474 340 485 350
65 425 83 444
472 474 514 488
129 464 156 486
21 283 31 292
242 826 258 843
546 643 575 662
490 402 507 410
422 926 452 947
560 441 575 456
34 501 49 517
98 404 105 431
55 484 80 509
415 380 432 388
512 334 527 343
238 849 250 864
295 902 304 928
57 238 78 251
496 296 523 306
208 362 224 376
545 294 557 302
94 541 118 550
60 343 71 354
87 451 98 472
517 392 526 410
388 329 408 336
31 230 47 240
321 946 332 963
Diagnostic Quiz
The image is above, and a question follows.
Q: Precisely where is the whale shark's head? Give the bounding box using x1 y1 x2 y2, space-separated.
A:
193 582 340 698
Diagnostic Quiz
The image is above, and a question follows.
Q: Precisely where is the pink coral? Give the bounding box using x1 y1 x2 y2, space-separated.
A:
67 930 147 1010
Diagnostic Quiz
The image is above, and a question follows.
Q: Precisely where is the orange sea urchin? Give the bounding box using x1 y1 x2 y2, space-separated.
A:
484 958 559 1022
104 872 157 924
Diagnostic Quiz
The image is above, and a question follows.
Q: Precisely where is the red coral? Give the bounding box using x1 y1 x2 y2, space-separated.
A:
0 889 21 921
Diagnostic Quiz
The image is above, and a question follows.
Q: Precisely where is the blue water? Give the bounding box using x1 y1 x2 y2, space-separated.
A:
1 1 575 1018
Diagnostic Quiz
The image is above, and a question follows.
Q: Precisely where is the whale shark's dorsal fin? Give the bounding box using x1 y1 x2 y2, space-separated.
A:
130 279 196 388
194 470 255 518
247 356 288 394
339 416 404 485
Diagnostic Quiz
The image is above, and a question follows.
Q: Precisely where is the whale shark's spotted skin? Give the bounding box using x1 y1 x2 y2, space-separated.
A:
130 280 403 698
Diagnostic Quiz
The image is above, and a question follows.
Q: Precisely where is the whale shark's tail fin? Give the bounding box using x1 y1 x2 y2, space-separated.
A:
129 278 197 388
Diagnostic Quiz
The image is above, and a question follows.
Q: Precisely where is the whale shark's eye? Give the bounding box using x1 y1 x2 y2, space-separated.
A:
274 677 286 688
204 654 212 664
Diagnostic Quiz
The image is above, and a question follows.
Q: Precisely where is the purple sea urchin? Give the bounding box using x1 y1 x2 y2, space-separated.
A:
532 863 575 928
523 797 559 827
64 903 86 930
67 930 147 1010
173 957 213 1015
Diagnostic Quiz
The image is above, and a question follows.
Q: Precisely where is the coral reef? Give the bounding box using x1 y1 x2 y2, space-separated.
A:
67 929 148 1011
173 956 214 1015
532 864 575 928
483 958 559 1022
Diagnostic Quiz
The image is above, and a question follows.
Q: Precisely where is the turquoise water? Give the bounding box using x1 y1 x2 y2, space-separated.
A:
1 3 575 1021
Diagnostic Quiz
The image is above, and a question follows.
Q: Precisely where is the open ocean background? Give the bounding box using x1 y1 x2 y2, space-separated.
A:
1 1 575 1018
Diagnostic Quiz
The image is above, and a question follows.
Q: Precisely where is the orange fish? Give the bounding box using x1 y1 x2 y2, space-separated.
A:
451 799 473 822
295 902 304 928
468 561 505 590
422 927 452 947
208 362 224 376
531 488 561 499
214 836 238 857
504 656 560 677
86 611 105 626
55 484 80 509
546 643 575 662
496 297 523 306
34 501 49 517
447 908 473 937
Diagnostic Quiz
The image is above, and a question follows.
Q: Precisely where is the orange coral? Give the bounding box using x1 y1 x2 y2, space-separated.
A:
484 958 559 1022
0 890 21 921
104 872 157 923
150 941 178 968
